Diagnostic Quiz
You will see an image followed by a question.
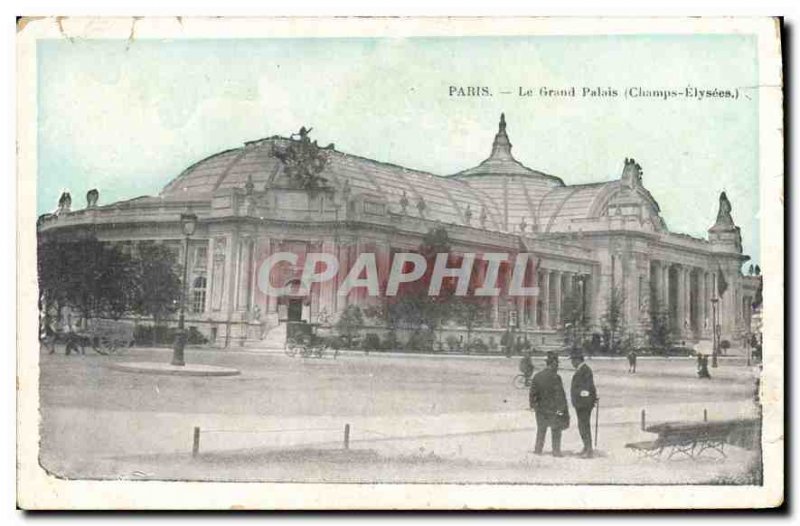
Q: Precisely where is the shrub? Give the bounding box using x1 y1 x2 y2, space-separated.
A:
720 340 731 350
445 334 461 352
362 333 381 352
187 327 208 345
487 336 498 352
133 325 208 346
406 330 434 352
381 330 399 351
335 305 364 348
468 337 488 354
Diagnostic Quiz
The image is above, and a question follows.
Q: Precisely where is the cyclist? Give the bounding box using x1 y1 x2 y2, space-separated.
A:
519 351 535 386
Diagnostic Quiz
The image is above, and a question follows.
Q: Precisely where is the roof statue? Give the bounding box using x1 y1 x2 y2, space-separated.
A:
463 203 472 225
86 188 99 209
244 174 255 195
621 158 643 189
56 191 71 215
416 196 427 215
272 126 331 191
399 190 409 214
713 191 735 229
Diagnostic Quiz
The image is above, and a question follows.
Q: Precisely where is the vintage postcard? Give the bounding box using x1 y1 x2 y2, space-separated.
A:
16 17 783 510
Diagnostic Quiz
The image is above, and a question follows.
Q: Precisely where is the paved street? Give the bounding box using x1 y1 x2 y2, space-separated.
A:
39 346 761 484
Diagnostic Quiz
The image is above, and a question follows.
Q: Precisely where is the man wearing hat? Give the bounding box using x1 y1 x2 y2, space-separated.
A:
529 351 569 456
569 349 598 458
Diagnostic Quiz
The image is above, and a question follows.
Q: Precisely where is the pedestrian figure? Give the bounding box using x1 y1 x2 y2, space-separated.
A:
529 351 569 457
519 352 535 386
697 354 711 379
570 350 598 459
501 330 512 358
40 313 57 354
627 349 637 373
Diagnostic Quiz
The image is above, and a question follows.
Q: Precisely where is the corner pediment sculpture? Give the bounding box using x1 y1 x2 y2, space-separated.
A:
271 126 335 192
714 191 735 228
621 157 643 189
56 191 72 214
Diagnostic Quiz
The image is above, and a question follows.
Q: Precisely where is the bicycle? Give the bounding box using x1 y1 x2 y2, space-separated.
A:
513 373 532 389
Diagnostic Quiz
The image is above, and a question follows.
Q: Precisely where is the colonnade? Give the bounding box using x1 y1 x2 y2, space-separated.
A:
650 260 716 339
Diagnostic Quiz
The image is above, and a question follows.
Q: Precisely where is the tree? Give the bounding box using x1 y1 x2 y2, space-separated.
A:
417 227 459 348
647 302 674 352
600 286 625 354
335 305 364 348
560 281 589 351
452 296 492 348
37 237 138 325
366 227 492 351
373 227 456 348
129 242 182 335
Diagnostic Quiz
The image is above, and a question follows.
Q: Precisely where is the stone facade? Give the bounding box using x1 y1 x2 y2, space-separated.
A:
37 116 761 349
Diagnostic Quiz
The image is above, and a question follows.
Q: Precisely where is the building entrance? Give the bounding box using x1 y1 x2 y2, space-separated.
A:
287 299 303 322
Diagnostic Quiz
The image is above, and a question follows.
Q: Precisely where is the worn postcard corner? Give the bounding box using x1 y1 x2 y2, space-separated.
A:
16 16 784 510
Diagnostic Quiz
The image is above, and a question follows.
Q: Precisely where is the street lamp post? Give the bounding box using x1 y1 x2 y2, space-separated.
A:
710 297 719 368
171 212 198 367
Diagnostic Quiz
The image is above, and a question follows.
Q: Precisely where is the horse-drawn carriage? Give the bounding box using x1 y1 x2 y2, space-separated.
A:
83 319 135 354
284 322 339 359
51 318 135 355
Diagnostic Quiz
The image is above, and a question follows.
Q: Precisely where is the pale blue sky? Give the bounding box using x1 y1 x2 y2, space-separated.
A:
37 35 759 264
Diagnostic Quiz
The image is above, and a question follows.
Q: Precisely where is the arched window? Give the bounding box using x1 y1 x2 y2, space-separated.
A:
191 276 207 313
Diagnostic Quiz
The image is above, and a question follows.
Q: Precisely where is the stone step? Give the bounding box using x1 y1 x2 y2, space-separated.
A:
243 323 287 350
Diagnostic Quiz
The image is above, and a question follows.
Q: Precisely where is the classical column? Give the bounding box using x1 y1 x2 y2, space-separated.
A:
697 269 707 337
541 270 550 329
564 272 574 302
376 242 391 295
203 238 215 313
266 239 279 315
654 262 661 307
530 272 539 328
552 270 562 328
236 237 253 311
210 237 228 313
517 257 528 328
319 238 339 319
589 264 602 329
662 262 671 316
580 274 590 326
222 232 239 318
685 267 692 333
675 265 686 337
248 237 259 312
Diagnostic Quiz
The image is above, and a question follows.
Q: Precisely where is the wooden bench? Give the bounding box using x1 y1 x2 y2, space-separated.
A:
626 418 760 460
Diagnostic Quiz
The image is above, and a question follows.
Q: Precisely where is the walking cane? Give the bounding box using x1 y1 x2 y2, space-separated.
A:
594 399 600 449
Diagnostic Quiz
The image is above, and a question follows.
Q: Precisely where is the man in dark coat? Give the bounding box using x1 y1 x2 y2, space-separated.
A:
627 349 637 373
570 350 598 458
529 351 569 456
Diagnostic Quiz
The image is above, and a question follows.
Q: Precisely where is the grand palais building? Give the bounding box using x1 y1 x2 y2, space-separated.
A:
38 115 761 350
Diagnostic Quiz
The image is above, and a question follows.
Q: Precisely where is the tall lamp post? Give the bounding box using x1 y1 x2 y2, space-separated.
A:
172 212 198 367
710 297 719 368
